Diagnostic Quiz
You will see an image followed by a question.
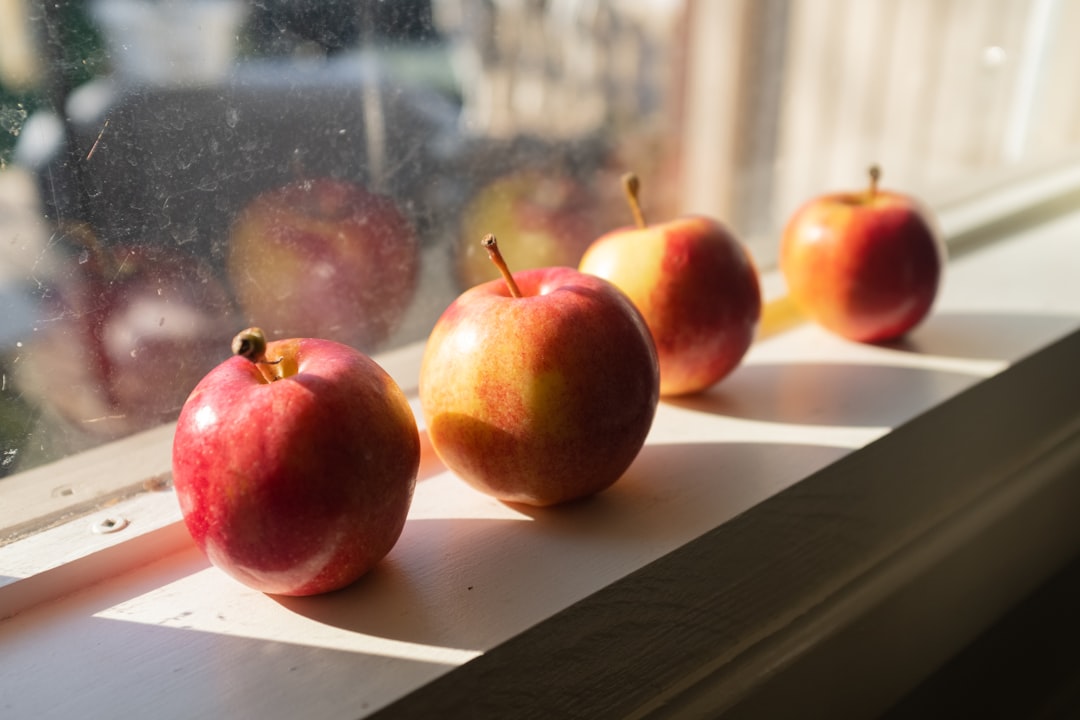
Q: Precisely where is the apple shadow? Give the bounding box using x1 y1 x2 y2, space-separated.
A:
273 439 847 651
669 362 983 428
888 310 1080 362
668 309 1080 428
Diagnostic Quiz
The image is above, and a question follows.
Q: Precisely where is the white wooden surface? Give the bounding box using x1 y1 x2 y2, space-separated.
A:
0 201 1078 718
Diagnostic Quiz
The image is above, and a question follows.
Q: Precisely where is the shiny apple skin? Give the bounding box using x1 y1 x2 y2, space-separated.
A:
580 216 761 396
172 337 419 596
456 171 604 289
227 178 419 352
419 267 659 507
780 189 944 343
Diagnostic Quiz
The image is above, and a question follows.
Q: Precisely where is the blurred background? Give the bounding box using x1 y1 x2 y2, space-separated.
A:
0 0 1078 475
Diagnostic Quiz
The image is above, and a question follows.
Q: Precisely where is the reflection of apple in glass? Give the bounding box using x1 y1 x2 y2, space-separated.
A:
15 223 236 439
421 234 659 507
579 174 761 396
172 327 419 596
456 170 604 289
227 178 419 352
781 166 945 343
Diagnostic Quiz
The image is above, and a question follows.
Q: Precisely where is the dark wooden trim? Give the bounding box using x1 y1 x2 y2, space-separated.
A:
371 328 1080 719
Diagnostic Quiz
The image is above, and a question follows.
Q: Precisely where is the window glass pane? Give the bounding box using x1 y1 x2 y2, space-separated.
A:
0 0 684 481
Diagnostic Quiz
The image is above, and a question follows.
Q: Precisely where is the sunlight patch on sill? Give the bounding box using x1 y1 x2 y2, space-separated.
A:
647 418 889 453
92 571 484 667
407 473 536 522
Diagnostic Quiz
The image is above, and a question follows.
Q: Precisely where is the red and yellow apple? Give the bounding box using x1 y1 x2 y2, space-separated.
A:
579 174 762 396
780 166 945 343
421 235 659 506
14 223 237 439
172 327 419 596
456 170 605 289
227 177 419 352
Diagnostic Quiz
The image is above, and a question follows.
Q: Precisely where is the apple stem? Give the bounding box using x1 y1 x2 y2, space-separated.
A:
482 234 523 298
868 164 881 199
621 172 647 229
232 327 282 382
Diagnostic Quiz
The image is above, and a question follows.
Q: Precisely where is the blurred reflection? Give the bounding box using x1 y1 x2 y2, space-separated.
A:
0 0 682 473
13 221 237 441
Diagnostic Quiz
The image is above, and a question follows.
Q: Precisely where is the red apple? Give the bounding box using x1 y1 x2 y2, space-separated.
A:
14 223 237 439
579 174 762 396
227 177 419 352
456 170 606 289
172 327 419 596
780 166 945 343
420 235 659 507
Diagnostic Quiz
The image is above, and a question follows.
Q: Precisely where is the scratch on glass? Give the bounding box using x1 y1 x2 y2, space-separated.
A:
86 118 110 160
112 249 133 280
83 415 127 424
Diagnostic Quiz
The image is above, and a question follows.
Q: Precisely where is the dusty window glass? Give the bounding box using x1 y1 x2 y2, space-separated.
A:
3 0 1080 499
0 0 684 480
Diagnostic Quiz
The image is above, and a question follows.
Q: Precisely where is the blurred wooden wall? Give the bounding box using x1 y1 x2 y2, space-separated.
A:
680 0 1080 259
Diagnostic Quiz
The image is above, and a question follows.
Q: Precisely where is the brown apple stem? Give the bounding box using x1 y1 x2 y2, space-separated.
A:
482 234 523 298
232 327 282 382
621 172 647 229
868 164 881 199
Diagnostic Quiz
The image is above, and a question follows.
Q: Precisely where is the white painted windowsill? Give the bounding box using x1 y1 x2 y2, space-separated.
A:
1 170 1080 719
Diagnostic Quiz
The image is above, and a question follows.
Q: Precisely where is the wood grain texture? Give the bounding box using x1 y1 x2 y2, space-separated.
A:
372 329 1080 719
